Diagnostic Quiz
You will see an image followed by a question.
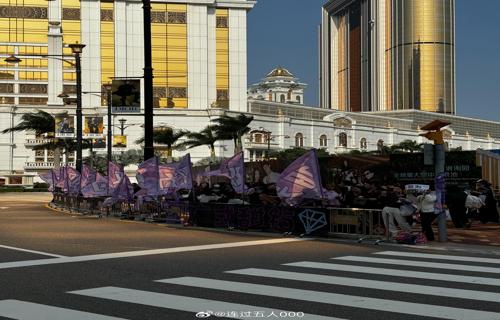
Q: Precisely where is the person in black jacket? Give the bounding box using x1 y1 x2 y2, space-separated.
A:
446 185 468 228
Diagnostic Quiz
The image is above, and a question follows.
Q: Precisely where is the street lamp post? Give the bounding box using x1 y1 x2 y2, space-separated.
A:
143 0 154 161
68 43 86 173
103 84 113 164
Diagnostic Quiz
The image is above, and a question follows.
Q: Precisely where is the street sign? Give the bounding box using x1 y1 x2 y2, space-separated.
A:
111 79 141 113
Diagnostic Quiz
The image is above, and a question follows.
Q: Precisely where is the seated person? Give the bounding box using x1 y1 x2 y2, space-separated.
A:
381 187 412 236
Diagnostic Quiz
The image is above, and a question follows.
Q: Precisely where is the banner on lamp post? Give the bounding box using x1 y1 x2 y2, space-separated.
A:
112 135 127 150
111 79 141 113
83 116 104 139
54 115 75 138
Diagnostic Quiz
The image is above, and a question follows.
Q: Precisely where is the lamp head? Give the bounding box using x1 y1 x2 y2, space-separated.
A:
4 54 21 64
68 42 86 54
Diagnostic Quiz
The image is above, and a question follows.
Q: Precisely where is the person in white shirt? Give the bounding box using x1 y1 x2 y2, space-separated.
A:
417 189 438 241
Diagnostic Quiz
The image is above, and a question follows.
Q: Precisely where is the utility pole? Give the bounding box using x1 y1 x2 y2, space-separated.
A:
143 0 154 161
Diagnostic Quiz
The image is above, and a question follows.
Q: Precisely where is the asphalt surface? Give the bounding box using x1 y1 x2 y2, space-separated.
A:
1 193 500 320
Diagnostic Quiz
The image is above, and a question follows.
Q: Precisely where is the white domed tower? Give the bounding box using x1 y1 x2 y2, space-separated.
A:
248 67 307 104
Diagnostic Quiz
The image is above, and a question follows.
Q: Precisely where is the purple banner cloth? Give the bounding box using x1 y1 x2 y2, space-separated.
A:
66 166 81 196
81 165 97 189
175 154 193 191
108 161 124 196
55 166 66 191
434 173 446 214
276 149 323 205
81 172 108 198
39 171 54 192
136 156 160 196
202 152 246 193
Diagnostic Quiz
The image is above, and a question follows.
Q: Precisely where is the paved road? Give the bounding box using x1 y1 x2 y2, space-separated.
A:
1 193 500 320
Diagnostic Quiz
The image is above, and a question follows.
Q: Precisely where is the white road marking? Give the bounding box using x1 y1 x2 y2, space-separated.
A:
375 251 500 264
70 287 340 320
227 268 500 302
0 207 8 210
157 277 500 320
334 256 500 274
284 261 500 286
0 300 125 320
0 238 308 270
0 245 66 258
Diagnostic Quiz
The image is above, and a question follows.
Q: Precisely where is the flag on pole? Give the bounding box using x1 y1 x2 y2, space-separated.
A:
158 163 177 194
108 161 124 196
175 154 193 191
81 165 97 189
276 149 323 205
39 171 54 192
81 172 108 198
136 156 160 196
55 166 66 191
66 166 81 196
219 152 247 194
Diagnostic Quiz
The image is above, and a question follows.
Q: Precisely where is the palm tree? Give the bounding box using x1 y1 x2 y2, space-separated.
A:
178 125 222 162
136 127 187 162
212 113 253 154
1 110 61 168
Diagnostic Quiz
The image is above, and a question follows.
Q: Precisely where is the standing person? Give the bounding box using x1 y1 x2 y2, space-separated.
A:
417 189 438 241
446 185 468 228
477 180 499 223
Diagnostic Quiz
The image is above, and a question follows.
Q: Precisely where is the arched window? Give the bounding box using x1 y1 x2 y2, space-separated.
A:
253 133 263 143
360 138 367 150
319 134 328 147
377 139 384 151
280 94 286 103
338 132 347 147
295 133 304 147
296 96 301 104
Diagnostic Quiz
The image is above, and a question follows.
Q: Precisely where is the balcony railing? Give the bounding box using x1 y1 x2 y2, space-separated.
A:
244 141 279 149
24 162 75 170
25 138 52 147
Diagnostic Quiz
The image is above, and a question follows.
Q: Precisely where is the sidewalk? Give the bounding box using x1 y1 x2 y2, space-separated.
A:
445 222 500 246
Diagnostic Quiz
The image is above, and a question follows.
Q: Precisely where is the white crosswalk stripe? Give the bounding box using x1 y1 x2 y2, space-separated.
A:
375 251 500 264
70 286 340 320
283 261 500 286
4 250 500 320
225 268 500 302
334 256 500 274
157 276 500 320
0 300 126 320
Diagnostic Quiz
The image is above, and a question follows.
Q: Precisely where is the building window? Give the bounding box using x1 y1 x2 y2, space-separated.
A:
338 132 347 147
360 138 367 150
377 139 384 151
295 133 304 147
280 94 286 103
296 96 301 104
319 134 328 147
254 133 263 144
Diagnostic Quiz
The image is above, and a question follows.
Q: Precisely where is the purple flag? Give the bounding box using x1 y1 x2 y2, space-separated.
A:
108 161 124 196
39 171 54 192
81 165 97 189
157 154 194 195
219 152 247 194
81 172 108 198
114 175 134 201
66 166 81 196
136 156 160 196
175 154 193 191
55 166 66 191
277 149 323 205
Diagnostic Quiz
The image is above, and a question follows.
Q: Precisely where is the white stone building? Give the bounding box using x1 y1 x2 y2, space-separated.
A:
247 67 307 105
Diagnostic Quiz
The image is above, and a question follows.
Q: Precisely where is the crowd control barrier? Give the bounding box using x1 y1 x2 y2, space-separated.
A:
329 208 388 243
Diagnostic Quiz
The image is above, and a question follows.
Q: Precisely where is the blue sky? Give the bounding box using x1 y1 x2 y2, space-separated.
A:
247 0 500 121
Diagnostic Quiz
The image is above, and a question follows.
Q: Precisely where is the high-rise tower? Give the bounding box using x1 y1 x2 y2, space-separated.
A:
320 0 455 114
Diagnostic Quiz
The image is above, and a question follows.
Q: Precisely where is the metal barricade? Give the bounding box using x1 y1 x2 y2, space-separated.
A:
329 208 388 243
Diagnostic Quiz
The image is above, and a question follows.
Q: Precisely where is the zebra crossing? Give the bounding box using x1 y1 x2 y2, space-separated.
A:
2 250 500 319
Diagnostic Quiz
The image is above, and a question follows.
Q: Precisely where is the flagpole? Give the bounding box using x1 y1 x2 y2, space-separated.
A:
313 148 326 208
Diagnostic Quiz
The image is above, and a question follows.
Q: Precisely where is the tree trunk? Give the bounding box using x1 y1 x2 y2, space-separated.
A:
210 145 216 162
166 146 173 163
53 147 61 169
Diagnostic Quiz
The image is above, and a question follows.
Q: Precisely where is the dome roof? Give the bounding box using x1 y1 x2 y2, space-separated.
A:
266 66 294 78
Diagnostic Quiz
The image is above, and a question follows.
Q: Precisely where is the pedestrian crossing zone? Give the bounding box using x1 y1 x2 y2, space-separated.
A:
2 250 500 319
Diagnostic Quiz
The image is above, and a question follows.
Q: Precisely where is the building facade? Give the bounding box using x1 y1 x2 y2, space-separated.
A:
0 0 255 184
320 0 455 114
247 67 307 105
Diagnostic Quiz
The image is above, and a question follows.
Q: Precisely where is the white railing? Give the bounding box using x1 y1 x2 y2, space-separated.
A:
244 142 279 149
24 138 52 146
24 162 75 169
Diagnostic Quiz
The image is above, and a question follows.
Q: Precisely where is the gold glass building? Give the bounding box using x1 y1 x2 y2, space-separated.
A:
320 0 455 114
0 0 253 112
